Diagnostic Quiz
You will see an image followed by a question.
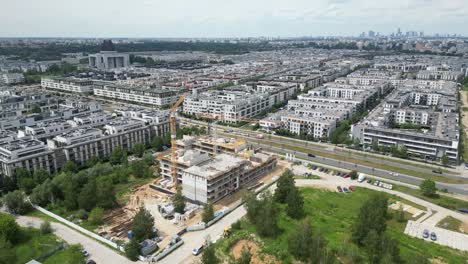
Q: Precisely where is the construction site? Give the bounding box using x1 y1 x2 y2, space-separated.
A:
92 95 281 254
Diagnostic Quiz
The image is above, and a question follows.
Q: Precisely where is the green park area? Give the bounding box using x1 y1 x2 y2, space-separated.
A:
208 173 467 264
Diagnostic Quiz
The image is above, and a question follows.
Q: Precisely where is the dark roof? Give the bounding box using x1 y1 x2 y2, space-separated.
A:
101 40 115 51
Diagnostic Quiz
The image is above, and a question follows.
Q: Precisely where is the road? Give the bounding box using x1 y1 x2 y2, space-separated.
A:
15 215 137 264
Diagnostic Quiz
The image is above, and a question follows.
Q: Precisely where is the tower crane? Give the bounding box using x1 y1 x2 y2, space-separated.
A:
167 94 187 189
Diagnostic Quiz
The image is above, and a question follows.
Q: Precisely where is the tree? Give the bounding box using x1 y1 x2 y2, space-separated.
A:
236 246 252 264
274 169 295 203
132 143 146 158
173 187 186 214
288 221 314 261
0 213 20 243
419 179 437 197
286 187 304 219
85 156 101 167
254 191 279 237
349 170 358 180
131 160 153 178
40 221 52 234
62 160 78 173
125 239 141 261
96 176 116 209
399 145 408 159
352 193 388 246
363 229 381 264
88 207 104 225
0 176 17 194
3 190 32 215
132 207 155 242
371 140 379 152
77 179 97 211
110 147 127 165
16 168 36 194
441 154 449 166
390 145 399 157
0 236 16 263
202 203 215 223
151 136 164 151
201 242 220 264
31 104 42 113
243 191 259 224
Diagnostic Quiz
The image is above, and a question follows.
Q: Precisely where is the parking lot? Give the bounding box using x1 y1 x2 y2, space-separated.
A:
404 220 468 251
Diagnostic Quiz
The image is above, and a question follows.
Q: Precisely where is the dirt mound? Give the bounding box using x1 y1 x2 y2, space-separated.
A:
231 239 280 264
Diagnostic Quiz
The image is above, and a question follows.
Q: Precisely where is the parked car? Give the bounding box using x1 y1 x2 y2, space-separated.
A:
319 167 324 172
366 179 372 184
308 153 316 158
343 187 349 193
192 245 204 256
343 174 350 178
349 186 355 192
86 260 96 264
312 166 317 170
336 172 342 176
373 180 380 186
82 250 89 257
337 186 343 192
324 168 329 173
430 232 437 241
432 170 442 174
423 229 429 238
458 208 468 214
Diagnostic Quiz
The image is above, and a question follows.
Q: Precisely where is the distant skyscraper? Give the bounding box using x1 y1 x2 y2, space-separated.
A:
368 30 375 38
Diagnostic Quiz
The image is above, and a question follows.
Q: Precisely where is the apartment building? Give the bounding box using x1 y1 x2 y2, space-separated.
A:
0 73 25 84
93 83 181 107
352 80 460 163
417 70 463 81
89 51 130 70
183 90 271 122
41 78 94 94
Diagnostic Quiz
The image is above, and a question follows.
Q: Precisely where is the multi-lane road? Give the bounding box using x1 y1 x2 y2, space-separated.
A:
180 117 468 195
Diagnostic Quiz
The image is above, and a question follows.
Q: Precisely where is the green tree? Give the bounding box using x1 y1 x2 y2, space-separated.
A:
85 156 101 168
151 136 164 151
78 180 97 211
125 239 141 261
0 236 16 263
371 140 379 152
62 160 78 173
243 191 259 224
441 154 449 166
0 176 17 194
399 145 408 159
31 104 42 113
236 246 252 264
0 213 20 243
88 207 104 225
419 179 437 197
110 147 127 165
143 153 154 166
16 168 36 194
96 176 116 209
349 170 358 180
33 169 50 185
254 191 279 237
352 193 388 246
288 221 314 261
274 169 295 203
132 143 146 158
286 187 304 219
131 160 153 178
173 187 186 214
132 207 155 242
390 145 399 156
363 229 381 264
202 203 215 223
201 242 220 264
3 190 32 215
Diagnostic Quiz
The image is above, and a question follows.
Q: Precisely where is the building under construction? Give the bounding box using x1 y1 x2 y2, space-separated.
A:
158 135 277 204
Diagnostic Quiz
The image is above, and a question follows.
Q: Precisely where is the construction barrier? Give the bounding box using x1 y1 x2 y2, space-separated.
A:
152 240 184 261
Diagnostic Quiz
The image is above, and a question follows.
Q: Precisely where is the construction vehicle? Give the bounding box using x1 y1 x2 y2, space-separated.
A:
222 227 232 238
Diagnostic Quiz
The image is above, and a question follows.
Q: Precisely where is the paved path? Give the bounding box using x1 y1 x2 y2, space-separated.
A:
15 215 138 264
404 221 468 251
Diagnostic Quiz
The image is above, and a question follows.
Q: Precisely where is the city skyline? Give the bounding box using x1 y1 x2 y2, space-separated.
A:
1 0 467 38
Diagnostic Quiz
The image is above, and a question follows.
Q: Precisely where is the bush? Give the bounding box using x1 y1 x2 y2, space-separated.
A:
88 207 104 225
40 221 52 234
231 220 242 230
125 239 140 261
76 209 89 220
3 190 32 215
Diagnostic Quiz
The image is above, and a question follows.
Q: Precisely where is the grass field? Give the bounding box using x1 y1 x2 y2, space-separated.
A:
436 216 466 234
43 245 83 264
216 188 468 263
11 227 63 264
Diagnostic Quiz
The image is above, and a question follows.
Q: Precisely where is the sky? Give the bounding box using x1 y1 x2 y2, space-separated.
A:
1 0 467 38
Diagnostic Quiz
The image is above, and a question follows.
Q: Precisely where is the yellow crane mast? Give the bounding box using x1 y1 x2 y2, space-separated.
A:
168 94 186 189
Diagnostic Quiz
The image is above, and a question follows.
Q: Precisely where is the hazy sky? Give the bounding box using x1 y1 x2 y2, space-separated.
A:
1 0 467 37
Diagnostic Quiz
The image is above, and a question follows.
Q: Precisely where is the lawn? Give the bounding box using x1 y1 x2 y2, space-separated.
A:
436 216 466 234
393 185 468 211
11 227 63 264
43 245 83 264
217 188 468 263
